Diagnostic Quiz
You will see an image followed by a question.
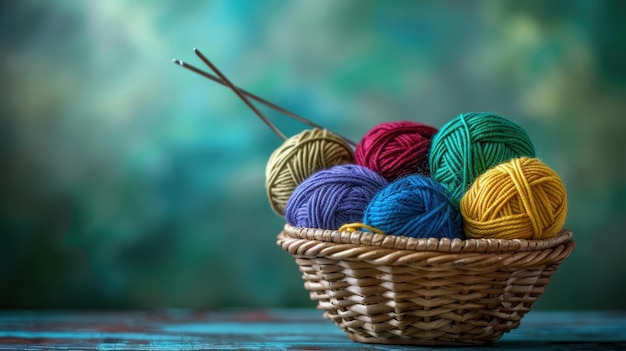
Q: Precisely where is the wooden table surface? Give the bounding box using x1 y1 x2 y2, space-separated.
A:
0 309 624 350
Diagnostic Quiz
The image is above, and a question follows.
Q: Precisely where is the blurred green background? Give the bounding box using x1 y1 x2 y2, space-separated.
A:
1 0 625 310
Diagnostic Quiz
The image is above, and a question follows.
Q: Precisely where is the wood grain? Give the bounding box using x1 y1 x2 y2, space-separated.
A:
0 310 624 350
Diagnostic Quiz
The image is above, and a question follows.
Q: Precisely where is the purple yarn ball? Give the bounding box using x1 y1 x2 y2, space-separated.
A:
363 174 464 239
285 164 388 230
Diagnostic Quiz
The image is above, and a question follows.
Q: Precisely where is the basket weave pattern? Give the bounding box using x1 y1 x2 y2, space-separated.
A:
277 224 575 345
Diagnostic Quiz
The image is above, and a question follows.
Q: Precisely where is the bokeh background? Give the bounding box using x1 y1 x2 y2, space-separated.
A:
1 0 625 310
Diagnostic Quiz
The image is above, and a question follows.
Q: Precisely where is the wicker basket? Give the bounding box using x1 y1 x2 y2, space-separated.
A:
277 224 574 345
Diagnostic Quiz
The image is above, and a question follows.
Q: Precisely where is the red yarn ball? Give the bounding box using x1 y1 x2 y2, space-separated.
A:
355 121 438 180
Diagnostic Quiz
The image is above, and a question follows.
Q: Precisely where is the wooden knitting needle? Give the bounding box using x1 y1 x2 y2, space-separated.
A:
173 60 323 132
191 48 287 141
173 51 357 146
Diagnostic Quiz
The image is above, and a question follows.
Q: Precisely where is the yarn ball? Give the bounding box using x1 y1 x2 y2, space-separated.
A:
460 157 567 240
363 175 464 239
266 128 354 216
355 121 438 180
285 164 388 230
429 112 536 203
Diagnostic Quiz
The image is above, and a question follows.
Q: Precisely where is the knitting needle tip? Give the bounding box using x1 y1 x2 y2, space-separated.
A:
174 48 357 146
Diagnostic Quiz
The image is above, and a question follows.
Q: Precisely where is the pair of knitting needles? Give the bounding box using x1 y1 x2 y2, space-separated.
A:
173 48 356 147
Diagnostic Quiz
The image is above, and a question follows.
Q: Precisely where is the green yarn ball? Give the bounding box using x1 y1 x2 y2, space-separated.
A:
429 112 536 204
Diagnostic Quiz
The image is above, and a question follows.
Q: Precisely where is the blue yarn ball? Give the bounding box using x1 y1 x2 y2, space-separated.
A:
363 175 464 239
285 164 388 230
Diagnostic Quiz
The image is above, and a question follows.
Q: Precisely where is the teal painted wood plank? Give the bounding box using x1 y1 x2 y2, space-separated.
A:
0 310 624 350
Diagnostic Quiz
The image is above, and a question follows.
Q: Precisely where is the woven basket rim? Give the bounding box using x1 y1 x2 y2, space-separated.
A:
282 224 572 254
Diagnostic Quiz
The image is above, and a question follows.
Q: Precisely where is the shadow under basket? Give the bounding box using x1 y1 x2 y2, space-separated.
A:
277 224 575 346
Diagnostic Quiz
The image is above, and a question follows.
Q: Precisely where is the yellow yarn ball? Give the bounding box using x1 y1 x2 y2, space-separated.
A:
265 128 354 215
460 157 567 240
